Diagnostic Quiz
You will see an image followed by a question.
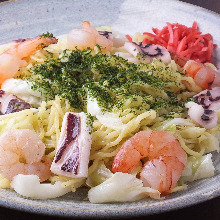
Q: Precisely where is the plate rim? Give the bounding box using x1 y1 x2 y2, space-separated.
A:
0 0 219 218
0 185 219 218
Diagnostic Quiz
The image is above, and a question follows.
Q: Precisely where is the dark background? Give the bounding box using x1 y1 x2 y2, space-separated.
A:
0 0 220 219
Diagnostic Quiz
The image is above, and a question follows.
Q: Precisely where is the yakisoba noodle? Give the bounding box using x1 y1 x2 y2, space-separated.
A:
0 21 219 202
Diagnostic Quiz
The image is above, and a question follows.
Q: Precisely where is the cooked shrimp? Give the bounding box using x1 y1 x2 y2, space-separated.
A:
67 21 113 52
112 130 187 194
0 129 51 182
0 35 58 84
184 60 220 89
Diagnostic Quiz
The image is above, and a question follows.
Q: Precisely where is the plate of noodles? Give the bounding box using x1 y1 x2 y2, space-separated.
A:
0 0 219 218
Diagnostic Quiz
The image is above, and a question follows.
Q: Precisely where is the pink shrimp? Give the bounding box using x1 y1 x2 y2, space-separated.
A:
183 60 220 89
0 35 58 84
67 21 113 52
0 129 52 182
112 130 187 194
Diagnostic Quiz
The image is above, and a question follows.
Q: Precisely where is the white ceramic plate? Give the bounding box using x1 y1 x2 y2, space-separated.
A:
0 0 219 218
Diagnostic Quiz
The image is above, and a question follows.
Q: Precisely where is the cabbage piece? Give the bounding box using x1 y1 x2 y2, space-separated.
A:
87 96 127 129
86 161 113 187
87 96 102 116
87 99 125 130
88 172 160 203
96 112 126 130
11 174 71 199
181 154 215 182
202 133 220 154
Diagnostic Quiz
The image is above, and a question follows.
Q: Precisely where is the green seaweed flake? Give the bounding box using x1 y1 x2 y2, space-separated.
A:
26 48 185 118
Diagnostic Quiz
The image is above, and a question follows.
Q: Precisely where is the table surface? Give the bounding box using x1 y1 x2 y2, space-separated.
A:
0 0 220 219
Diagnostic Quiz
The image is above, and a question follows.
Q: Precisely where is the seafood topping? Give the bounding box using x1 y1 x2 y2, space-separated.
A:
183 60 220 89
0 129 51 182
0 35 58 85
185 87 220 129
124 42 171 64
54 114 80 164
67 21 113 52
137 43 163 57
98 31 113 40
0 89 31 114
194 87 220 110
54 113 80 173
61 147 79 173
50 112 92 178
112 130 187 194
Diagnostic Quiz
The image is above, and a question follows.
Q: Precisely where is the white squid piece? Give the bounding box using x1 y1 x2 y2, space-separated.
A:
185 87 220 129
124 42 171 64
0 89 31 114
1 78 43 106
50 112 92 178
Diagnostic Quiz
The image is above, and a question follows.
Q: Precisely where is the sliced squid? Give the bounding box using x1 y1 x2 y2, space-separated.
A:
1 78 43 106
124 42 171 64
185 87 220 129
50 112 92 178
0 89 31 114
98 31 113 40
185 101 218 129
